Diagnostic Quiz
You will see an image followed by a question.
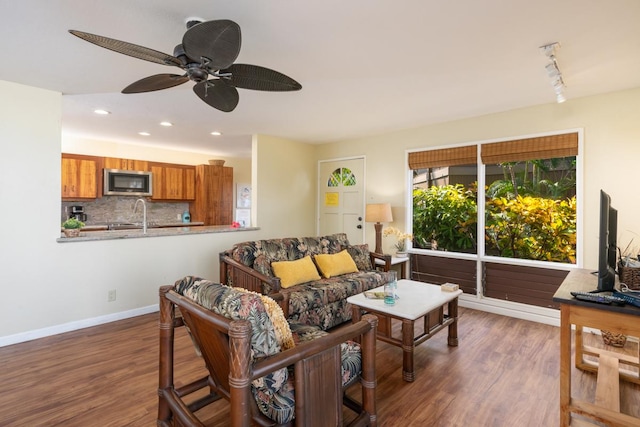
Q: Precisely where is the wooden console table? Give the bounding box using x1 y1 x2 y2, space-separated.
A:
552 268 640 426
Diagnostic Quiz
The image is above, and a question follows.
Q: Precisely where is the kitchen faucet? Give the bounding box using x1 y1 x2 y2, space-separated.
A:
133 198 147 234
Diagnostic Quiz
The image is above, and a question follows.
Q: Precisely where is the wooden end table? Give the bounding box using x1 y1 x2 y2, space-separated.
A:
374 255 409 279
347 279 462 382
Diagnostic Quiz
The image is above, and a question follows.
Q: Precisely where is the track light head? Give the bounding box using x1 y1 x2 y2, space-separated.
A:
540 42 566 103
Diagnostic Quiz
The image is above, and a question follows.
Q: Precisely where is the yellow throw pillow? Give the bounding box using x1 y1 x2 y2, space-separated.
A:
314 250 359 278
271 256 321 289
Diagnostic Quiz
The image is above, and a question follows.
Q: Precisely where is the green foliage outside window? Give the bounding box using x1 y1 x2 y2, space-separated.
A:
485 195 576 263
413 184 477 251
413 184 577 264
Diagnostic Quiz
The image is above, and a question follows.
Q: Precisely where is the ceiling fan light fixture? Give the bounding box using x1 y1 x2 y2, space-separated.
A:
70 19 301 113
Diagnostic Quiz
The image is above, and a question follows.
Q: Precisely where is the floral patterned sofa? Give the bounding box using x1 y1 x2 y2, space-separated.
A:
220 233 395 330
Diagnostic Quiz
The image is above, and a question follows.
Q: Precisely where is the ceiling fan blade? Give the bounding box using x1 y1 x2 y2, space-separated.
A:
182 20 241 70
69 30 182 67
193 80 239 112
122 74 189 94
222 64 302 91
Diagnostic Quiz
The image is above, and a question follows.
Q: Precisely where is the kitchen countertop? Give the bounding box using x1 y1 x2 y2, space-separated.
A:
62 221 205 232
57 224 257 242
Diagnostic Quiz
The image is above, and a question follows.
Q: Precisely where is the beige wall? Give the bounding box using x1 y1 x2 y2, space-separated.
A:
0 81 316 343
3 76 640 342
253 134 318 238
316 88 640 265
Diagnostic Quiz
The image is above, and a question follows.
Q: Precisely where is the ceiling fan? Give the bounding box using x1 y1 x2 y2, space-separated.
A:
69 19 302 112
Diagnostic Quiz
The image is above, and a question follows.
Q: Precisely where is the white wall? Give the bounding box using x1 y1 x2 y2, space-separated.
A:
316 88 640 266
0 81 317 344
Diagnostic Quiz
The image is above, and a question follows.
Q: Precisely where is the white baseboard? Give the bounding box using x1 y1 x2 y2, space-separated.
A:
0 304 159 348
459 294 560 327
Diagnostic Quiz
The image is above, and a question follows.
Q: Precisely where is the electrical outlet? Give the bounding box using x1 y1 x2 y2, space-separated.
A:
176 213 181 220
108 289 116 302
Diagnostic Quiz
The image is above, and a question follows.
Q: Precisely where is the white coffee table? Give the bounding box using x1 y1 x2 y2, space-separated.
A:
347 279 462 382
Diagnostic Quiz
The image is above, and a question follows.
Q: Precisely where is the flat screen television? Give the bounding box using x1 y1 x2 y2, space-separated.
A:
597 190 618 292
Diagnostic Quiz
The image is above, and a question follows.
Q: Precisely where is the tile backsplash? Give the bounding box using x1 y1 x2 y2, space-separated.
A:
61 197 189 225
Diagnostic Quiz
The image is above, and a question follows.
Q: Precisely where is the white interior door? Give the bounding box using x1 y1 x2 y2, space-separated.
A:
318 158 365 244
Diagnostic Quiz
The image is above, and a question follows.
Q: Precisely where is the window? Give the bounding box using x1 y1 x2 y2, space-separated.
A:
481 133 577 264
328 167 356 187
410 132 578 264
409 146 478 253
409 132 579 307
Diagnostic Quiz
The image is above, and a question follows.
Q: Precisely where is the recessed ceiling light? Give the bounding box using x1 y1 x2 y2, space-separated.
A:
211 131 222 136
94 109 111 115
160 121 173 127
138 132 150 136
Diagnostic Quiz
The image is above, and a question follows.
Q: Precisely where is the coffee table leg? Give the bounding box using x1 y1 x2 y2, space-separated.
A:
447 298 459 347
351 305 362 323
402 319 415 382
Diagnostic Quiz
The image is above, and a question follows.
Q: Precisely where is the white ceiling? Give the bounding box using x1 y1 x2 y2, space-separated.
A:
2 1 640 158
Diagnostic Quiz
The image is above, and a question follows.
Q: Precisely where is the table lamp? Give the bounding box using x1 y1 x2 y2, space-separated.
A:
365 203 393 254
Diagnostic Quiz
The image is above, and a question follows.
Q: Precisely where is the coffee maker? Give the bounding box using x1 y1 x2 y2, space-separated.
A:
69 205 87 222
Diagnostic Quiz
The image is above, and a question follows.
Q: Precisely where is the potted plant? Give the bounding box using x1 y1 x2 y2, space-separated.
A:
383 227 413 257
62 218 85 237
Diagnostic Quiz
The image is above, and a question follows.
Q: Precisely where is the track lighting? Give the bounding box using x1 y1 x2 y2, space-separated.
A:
540 42 566 104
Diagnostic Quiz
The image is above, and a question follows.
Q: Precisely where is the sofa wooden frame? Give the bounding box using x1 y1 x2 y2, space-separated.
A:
158 285 379 427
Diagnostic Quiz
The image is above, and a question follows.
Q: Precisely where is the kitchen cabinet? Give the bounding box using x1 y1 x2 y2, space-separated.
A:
103 157 149 171
189 164 233 225
151 165 195 201
61 155 99 199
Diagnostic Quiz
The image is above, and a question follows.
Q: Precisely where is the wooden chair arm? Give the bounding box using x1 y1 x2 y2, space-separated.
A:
369 252 392 272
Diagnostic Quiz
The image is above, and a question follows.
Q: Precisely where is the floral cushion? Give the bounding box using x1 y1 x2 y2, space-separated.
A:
345 243 373 271
232 233 349 279
284 270 397 330
173 276 362 425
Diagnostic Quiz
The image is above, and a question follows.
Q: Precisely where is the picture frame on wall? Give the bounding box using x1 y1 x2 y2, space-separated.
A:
235 208 251 227
237 184 251 208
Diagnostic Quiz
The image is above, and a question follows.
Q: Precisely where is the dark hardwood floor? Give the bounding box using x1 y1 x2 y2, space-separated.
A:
0 307 638 426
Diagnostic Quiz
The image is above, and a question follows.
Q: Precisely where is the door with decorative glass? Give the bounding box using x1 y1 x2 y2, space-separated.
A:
318 158 365 244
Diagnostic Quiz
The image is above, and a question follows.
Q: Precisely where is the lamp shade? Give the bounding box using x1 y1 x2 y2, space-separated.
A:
365 203 393 223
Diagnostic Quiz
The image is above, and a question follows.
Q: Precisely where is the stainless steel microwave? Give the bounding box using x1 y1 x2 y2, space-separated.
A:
103 169 153 196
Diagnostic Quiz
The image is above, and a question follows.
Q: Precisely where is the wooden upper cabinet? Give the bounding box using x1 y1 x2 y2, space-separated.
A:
183 168 196 200
61 155 99 199
151 165 196 201
103 157 149 171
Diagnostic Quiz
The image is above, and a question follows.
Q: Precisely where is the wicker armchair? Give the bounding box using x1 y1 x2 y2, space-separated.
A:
158 282 378 427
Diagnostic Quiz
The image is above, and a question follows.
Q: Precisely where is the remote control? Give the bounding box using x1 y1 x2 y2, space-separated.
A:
612 291 640 308
570 291 625 305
